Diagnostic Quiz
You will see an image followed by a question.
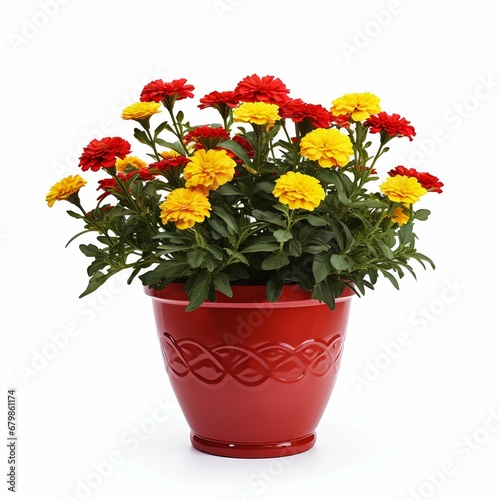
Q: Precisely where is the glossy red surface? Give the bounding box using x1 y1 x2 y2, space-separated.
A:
146 283 354 458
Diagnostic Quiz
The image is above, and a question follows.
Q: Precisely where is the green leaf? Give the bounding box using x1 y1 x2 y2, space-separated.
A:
79 271 112 298
66 210 84 219
252 209 286 227
381 270 400 289
139 260 187 286
187 249 206 269
155 139 185 155
133 128 150 145
79 244 100 257
306 214 328 226
241 241 281 254
312 280 335 310
262 253 290 270
266 275 284 302
273 229 293 243
254 181 275 194
379 242 394 260
330 254 350 271
157 244 191 254
414 209 431 221
154 121 169 138
348 199 387 209
225 248 250 265
398 222 415 246
218 139 252 165
208 218 229 238
186 275 211 312
216 183 242 196
212 206 239 234
316 169 337 184
313 254 331 283
288 238 302 257
206 245 224 260
212 273 233 298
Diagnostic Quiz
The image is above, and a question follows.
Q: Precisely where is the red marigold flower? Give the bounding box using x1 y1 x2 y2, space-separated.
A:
198 90 240 110
149 156 189 172
331 113 351 129
388 166 443 193
279 99 333 129
96 178 119 201
140 78 195 104
364 112 416 141
79 137 131 172
233 74 290 104
118 168 157 182
184 126 230 150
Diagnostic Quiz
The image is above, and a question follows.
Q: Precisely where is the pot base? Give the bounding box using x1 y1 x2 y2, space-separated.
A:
190 432 316 459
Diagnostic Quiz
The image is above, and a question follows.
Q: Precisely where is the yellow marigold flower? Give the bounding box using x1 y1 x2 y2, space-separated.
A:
115 155 147 172
380 175 427 204
391 206 410 226
121 101 162 121
233 102 280 131
300 128 354 168
331 92 382 121
46 174 87 207
272 171 325 211
160 150 180 159
184 149 236 191
160 188 211 230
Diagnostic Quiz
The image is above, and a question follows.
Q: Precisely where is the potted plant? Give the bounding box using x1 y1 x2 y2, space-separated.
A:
47 74 443 458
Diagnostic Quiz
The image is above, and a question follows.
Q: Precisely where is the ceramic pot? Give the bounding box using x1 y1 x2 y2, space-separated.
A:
145 283 354 458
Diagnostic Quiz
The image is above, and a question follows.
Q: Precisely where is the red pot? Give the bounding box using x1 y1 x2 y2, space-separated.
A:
145 283 354 458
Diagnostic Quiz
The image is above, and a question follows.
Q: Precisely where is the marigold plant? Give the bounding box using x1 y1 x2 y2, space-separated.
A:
47 74 443 311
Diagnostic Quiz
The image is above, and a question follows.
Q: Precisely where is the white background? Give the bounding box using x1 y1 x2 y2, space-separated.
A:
2 1 499 499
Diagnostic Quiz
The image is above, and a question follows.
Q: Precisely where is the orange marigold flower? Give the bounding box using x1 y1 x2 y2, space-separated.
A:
300 128 354 168
46 175 87 207
331 92 381 121
388 166 444 193
272 172 325 211
380 175 427 204
121 101 161 121
184 149 236 191
391 206 410 226
115 155 147 172
233 102 280 131
160 188 211 230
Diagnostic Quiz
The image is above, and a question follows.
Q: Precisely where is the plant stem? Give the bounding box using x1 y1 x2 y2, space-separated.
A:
167 107 188 155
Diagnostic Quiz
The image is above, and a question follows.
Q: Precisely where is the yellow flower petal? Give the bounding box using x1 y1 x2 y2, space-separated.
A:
115 155 147 172
300 128 353 168
184 149 236 191
233 102 280 131
46 175 87 207
380 175 427 204
160 188 211 229
391 206 410 226
122 101 162 121
330 92 381 121
272 171 325 211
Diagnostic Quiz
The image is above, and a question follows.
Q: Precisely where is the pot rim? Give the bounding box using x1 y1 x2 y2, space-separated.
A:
144 282 355 309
